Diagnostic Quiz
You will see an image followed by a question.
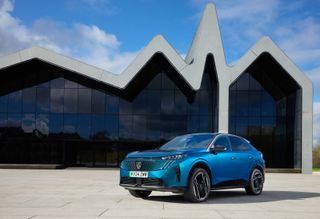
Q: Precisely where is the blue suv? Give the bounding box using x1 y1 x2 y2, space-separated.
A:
120 133 265 202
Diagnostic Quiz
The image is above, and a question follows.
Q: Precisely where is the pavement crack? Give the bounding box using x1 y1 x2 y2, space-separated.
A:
98 208 109 217
58 201 72 208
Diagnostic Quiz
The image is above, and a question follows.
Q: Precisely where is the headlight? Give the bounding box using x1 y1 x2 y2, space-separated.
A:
161 154 185 160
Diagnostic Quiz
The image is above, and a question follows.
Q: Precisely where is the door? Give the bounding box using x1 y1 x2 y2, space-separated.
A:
209 135 239 185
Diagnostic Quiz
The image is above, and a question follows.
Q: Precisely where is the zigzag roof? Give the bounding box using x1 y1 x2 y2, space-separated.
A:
0 4 312 93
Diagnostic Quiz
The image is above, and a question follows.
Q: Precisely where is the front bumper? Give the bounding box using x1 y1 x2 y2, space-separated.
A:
119 161 189 192
120 176 185 193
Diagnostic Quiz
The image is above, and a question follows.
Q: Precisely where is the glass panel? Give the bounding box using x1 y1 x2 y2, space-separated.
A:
249 75 263 90
77 115 91 140
248 117 261 137
187 95 199 115
236 73 249 90
187 115 199 133
50 89 64 113
161 90 174 115
64 79 78 88
49 114 63 135
132 115 146 140
63 114 77 136
0 113 6 137
146 115 161 141
147 73 161 89
8 91 22 113
175 89 187 115
36 88 50 113
106 115 118 140
7 113 21 127
0 95 7 112
92 90 105 114
36 114 49 136
161 73 174 89
146 90 161 115
261 92 275 116
119 98 132 114
22 88 36 112
236 91 249 116
199 90 209 115
91 115 105 139
248 91 261 116
22 114 35 133
106 95 119 114
235 117 248 137
132 92 146 115
51 78 65 88
119 115 132 139
64 89 78 113
78 89 92 114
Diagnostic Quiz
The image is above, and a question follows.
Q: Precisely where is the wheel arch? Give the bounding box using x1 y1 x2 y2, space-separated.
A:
251 164 265 182
187 161 213 186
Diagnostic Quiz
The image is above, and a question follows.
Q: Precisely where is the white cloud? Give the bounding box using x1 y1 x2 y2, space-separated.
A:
314 102 320 146
0 0 138 74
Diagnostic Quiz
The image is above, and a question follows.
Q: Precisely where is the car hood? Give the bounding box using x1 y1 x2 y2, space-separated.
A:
126 148 205 159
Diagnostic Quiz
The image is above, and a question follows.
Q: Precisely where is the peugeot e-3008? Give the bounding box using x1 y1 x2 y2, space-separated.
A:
119 133 265 202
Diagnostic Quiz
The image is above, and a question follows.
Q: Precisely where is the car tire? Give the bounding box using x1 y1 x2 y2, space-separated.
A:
184 168 211 202
128 190 152 198
245 168 264 195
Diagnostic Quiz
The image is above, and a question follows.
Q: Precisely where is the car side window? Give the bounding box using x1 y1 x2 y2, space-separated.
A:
229 136 250 152
214 136 231 151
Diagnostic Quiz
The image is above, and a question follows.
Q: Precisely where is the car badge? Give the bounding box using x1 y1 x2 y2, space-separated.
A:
136 161 142 170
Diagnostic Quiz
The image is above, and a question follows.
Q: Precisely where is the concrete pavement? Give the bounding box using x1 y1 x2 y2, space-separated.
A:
0 169 319 219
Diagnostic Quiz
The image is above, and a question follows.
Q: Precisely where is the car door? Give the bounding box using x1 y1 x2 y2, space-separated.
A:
209 135 239 185
228 136 255 181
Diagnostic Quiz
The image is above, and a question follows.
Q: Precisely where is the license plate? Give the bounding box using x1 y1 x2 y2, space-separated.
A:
129 171 148 178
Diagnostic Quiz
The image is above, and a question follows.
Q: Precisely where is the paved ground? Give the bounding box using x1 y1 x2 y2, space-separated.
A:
0 169 320 219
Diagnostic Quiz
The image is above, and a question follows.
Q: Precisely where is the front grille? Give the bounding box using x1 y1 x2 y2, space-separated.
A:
122 159 168 171
120 177 164 187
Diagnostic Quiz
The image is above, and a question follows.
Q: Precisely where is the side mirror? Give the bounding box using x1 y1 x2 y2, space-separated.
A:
210 145 227 154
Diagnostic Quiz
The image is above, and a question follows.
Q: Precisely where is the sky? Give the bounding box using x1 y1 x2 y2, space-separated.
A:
0 0 319 145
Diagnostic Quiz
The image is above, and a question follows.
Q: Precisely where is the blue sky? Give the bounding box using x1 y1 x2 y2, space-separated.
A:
0 0 319 145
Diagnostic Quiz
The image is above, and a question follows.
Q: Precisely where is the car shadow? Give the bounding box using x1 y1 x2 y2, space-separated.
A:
146 190 320 204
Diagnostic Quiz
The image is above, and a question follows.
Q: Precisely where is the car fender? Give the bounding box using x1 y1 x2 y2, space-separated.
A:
183 158 213 185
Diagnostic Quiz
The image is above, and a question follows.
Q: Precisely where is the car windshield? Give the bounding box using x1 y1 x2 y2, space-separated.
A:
160 134 216 150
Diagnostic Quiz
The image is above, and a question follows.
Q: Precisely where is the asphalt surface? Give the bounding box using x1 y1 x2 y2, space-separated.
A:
0 169 319 219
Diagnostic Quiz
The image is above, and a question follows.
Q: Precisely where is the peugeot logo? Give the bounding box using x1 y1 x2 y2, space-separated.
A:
136 161 142 170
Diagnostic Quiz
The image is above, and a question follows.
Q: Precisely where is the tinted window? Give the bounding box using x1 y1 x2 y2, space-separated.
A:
8 91 22 112
214 136 230 151
92 90 105 114
51 89 64 113
64 89 77 113
78 89 91 114
22 88 36 112
22 114 35 133
229 136 250 152
51 78 65 88
36 88 50 113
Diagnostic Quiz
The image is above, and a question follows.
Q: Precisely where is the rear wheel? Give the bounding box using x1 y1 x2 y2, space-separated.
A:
184 168 211 202
245 168 264 195
129 190 152 198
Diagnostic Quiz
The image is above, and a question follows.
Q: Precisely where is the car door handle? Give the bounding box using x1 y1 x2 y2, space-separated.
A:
231 156 236 160
249 156 253 160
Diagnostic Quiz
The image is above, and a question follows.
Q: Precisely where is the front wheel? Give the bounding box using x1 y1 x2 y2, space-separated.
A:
184 168 211 202
128 190 152 198
245 168 264 195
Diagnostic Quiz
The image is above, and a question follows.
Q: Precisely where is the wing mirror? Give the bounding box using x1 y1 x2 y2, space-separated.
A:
210 145 227 154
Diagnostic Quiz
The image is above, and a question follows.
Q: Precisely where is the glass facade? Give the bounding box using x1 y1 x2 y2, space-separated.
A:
229 70 301 168
0 60 218 167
